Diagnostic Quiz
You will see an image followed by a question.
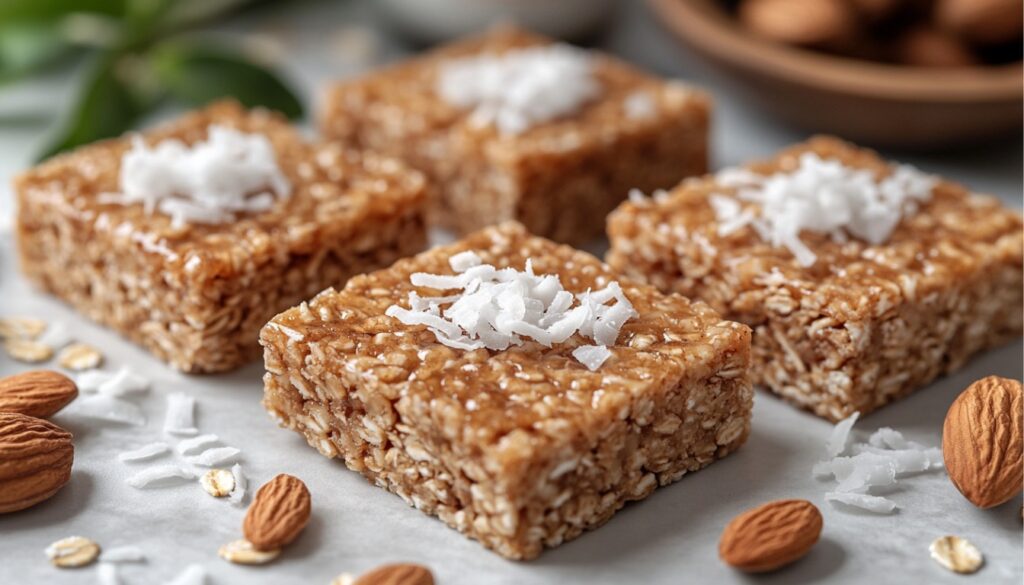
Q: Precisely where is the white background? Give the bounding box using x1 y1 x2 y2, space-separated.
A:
1 1 1021 584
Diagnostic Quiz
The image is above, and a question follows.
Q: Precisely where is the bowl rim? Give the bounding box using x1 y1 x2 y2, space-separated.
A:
649 0 1023 103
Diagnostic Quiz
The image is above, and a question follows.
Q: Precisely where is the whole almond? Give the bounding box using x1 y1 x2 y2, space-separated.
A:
242 473 311 551
0 412 74 513
942 376 1023 509
0 370 78 419
738 0 856 48
895 27 979 67
719 499 822 572
354 563 435 585
935 0 1023 45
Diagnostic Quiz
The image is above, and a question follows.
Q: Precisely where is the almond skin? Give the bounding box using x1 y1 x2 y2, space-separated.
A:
0 412 74 513
0 370 78 419
719 499 822 572
738 0 856 47
243 473 311 551
942 376 1023 509
354 563 435 585
935 0 1024 45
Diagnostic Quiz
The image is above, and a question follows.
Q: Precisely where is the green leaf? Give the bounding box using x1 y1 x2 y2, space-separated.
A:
0 0 127 23
162 0 256 29
151 40 303 119
36 55 150 161
0 20 73 84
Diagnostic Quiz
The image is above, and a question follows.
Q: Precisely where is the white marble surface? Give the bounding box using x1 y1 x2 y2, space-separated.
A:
1 2 1021 584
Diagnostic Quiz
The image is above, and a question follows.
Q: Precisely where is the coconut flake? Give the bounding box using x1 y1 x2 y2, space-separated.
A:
832 453 897 492
449 250 482 272
572 345 611 371
164 393 198 436
97 563 121 585
816 417 945 514
826 411 860 457
437 44 600 135
118 442 170 462
76 370 112 393
175 434 219 455
867 427 910 450
188 447 241 467
165 564 206 585
100 546 145 563
228 463 246 505
623 91 657 120
710 153 936 266
126 465 195 489
110 125 291 227
69 395 145 426
825 491 898 514
98 367 149 397
37 321 72 349
386 255 637 370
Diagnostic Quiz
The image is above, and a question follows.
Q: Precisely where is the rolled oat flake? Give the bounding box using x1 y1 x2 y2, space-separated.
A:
218 539 280 565
46 536 101 568
929 535 984 574
201 468 236 497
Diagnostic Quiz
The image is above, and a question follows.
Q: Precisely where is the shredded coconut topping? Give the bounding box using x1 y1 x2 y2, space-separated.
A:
385 252 637 369
623 91 657 120
437 44 600 135
110 125 291 226
710 153 937 266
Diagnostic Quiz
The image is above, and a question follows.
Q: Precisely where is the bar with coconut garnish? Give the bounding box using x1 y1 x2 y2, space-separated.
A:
607 136 1023 421
259 221 752 560
321 25 710 245
14 100 428 372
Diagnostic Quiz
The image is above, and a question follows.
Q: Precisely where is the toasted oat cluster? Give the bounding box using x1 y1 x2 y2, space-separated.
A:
607 136 1024 421
15 101 428 373
260 222 752 559
321 26 710 245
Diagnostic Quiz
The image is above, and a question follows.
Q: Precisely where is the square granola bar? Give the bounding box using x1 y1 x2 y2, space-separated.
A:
320 26 710 245
607 136 1024 421
15 101 428 373
260 222 752 559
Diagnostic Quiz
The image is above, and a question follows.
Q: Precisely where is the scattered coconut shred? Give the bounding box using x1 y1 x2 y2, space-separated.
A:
814 412 943 514
709 153 937 266
117 442 170 462
164 393 198 436
125 464 195 489
385 251 638 371
176 434 220 455
105 125 291 227
228 463 247 505
436 44 600 135
165 564 206 585
99 546 146 564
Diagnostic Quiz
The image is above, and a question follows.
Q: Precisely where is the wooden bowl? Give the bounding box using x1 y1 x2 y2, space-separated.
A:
650 0 1023 149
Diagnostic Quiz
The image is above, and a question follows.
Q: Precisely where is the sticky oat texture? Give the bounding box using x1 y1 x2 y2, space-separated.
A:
607 136 1024 421
261 222 753 560
321 26 709 245
15 100 428 373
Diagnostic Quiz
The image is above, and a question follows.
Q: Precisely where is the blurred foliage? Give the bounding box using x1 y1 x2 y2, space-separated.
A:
0 0 303 161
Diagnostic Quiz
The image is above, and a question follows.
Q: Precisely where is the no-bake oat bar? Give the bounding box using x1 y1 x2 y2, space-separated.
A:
607 136 1024 421
260 222 752 559
15 101 428 373
321 26 709 245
